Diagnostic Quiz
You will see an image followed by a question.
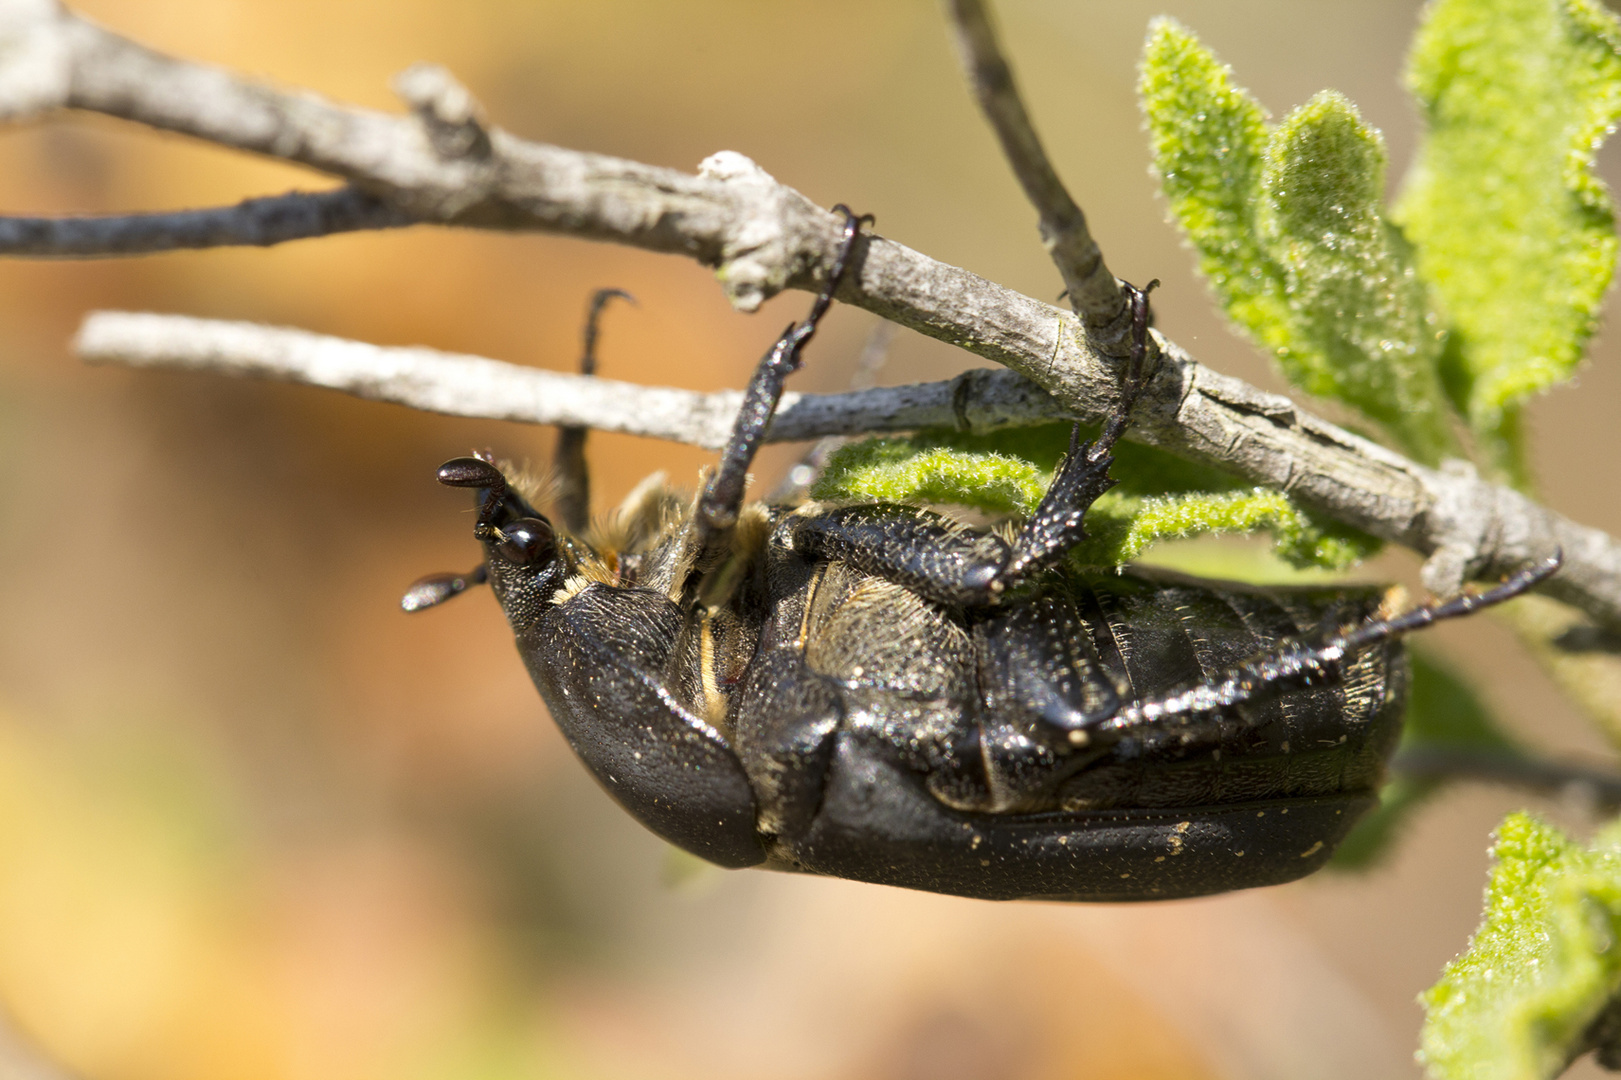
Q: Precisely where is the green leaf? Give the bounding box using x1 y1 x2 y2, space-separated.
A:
1420 813 1621 1079
1139 19 1289 345
811 425 1380 572
1259 93 1457 463
1333 649 1519 870
810 435 1048 517
1141 26 1457 463
1397 0 1621 482
1065 488 1376 571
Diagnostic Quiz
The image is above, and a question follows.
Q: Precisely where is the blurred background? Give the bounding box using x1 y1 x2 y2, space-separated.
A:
0 1 1619 1077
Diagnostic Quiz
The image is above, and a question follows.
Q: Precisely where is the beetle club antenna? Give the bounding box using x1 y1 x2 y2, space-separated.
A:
400 454 513 612
401 564 489 612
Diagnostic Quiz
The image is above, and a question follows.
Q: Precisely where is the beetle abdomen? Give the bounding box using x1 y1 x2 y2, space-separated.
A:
744 562 1407 899
777 734 1373 901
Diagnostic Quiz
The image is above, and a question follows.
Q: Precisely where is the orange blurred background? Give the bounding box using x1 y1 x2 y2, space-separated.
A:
1 1 1619 1078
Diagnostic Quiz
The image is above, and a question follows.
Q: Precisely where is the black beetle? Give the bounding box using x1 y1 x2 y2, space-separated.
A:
405 207 1557 901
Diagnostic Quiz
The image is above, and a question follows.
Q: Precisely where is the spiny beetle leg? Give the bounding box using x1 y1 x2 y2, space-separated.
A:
1000 279 1159 586
787 504 1016 609
1081 551 1564 749
697 206 870 545
554 288 636 535
787 280 1162 609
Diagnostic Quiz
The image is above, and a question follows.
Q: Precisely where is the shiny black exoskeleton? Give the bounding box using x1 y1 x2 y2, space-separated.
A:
405 207 1558 901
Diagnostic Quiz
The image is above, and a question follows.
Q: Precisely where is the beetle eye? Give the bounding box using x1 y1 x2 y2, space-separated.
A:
496 517 556 565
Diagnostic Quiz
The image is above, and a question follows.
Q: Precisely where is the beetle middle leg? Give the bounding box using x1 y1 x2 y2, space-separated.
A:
788 279 1161 607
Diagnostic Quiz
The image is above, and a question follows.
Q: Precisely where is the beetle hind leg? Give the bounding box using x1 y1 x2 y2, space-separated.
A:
1089 552 1563 748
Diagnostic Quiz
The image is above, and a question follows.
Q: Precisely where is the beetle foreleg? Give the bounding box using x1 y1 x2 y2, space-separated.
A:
697 206 869 544
554 288 636 535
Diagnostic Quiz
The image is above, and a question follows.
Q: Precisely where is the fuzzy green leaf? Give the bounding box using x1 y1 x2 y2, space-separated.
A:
811 425 1380 572
1141 26 1456 463
1259 93 1457 463
809 437 1048 516
1397 0 1621 480
1139 19 1289 343
1420 813 1621 1079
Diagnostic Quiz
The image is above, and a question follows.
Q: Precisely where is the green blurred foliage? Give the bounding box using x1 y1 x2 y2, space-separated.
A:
1141 1 1621 485
1258 92 1454 463
1141 22 1455 464
1421 814 1621 1080
1137 19 1286 350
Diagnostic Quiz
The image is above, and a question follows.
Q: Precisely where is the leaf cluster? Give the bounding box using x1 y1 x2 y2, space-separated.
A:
1133 3 1621 1076
1141 0 1621 487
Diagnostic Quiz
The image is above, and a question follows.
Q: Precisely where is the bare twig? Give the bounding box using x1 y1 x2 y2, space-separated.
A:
944 0 1126 343
0 187 412 256
1392 746 1621 813
70 311 1621 635
74 312 1071 448
0 2 1616 629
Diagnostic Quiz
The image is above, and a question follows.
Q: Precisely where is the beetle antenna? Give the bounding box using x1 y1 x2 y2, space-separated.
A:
401 564 490 612
556 288 637 534
436 456 511 540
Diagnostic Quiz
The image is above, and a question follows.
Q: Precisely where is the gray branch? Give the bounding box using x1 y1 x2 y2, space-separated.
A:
5 2 1621 629
944 0 1126 343
0 186 412 256
74 312 1071 448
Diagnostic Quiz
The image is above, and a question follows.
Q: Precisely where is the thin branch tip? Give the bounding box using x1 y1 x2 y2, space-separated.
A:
0 187 414 257
943 0 1124 336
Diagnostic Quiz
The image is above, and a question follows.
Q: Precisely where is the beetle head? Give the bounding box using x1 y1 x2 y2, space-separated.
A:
401 455 568 628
